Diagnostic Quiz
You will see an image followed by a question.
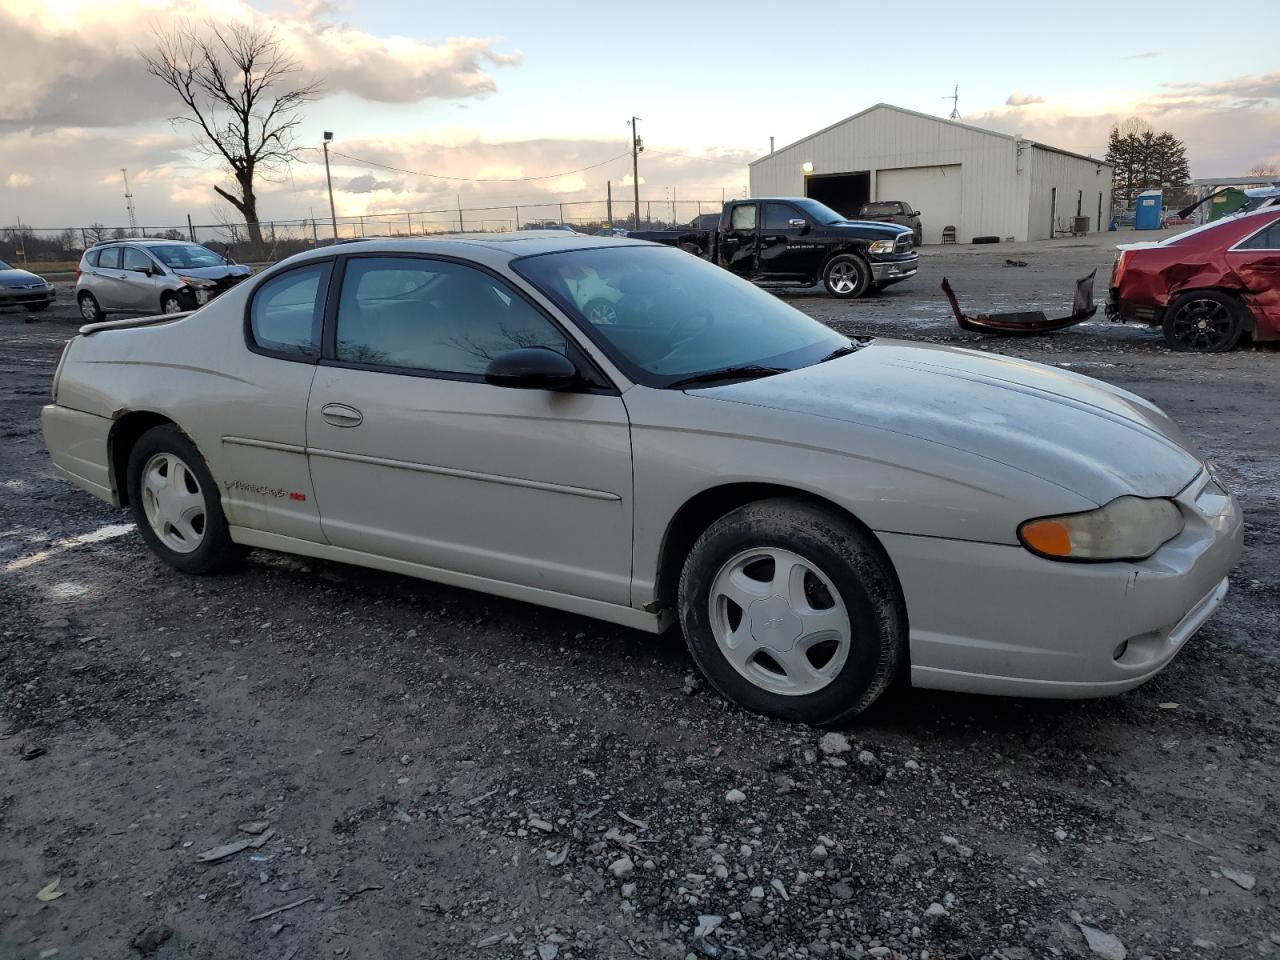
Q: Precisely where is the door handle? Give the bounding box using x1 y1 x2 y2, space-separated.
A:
320 402 363 427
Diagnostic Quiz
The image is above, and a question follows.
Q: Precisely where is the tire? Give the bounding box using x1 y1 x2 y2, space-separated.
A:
23 303 51 313
583 297 619 325
126 424 243 575
822 254 871 299
1162 291 1246 353
160 291 185 314
78 291 104 322
913 227 923 247
677 498 905 726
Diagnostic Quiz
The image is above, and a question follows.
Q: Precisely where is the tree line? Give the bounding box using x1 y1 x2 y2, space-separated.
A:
1104 119 1191 211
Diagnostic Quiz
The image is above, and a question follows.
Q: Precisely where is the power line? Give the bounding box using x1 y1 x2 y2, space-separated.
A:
305 149 633 183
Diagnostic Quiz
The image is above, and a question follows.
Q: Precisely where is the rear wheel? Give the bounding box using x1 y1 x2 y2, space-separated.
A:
678 498 905 725
126 424 243 574
822 255 871 299
1163 291 1245 352
78 291 104 322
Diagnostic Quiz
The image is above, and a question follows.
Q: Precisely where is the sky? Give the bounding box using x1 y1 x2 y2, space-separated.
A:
2 0 1278 230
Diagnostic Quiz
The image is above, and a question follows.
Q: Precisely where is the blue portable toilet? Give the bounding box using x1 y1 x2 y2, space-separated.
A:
1135 189 1163 230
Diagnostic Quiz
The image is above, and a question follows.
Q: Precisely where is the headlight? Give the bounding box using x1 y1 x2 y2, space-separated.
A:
868 239 896 254
179 276 214 288
1018 496 1184 562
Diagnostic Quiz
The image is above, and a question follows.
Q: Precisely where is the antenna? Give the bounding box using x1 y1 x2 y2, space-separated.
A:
121 168 138 235
943 84 960 120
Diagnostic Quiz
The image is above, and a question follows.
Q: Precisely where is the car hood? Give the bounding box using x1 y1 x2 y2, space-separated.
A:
0 268 47 287
172 264 252 280
824 220 910 239
698 340 1202 504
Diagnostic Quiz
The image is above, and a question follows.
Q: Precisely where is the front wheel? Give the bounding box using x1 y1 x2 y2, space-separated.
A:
822 255 871 299
678 498 905 726
160 292 185 314
1162 291 1246 352
126 424 243 575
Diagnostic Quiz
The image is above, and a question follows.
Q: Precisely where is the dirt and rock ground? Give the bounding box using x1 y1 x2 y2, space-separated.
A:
1 231 1277 960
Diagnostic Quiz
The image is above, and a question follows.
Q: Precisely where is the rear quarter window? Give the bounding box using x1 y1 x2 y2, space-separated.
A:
247 262 332 359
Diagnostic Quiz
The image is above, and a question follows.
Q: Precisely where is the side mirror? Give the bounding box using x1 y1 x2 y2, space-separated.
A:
788 218 809 234
135 266 153 276
484 347 579 391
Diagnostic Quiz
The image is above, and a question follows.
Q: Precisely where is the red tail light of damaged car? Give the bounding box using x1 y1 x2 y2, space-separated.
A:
1019 497 1185 562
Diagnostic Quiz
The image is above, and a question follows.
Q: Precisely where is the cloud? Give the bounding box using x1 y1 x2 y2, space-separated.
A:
5 173 34 187
1005 92 1046 107
1123 51 1159 60
0 0 520 130
969 74 1280 177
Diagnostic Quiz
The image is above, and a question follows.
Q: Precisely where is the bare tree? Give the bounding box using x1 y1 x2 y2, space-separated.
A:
143 22 320 250
1249 162 1280 178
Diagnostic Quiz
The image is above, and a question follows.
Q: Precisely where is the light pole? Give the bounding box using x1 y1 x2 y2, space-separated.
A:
630 116 643 229
322 131 338 241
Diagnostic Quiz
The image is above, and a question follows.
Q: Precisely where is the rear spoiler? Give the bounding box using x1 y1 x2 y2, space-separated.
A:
941 271 1097 336
79 312 194 336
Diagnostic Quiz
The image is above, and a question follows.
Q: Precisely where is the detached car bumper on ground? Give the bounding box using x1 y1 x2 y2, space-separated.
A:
40 234 1243 725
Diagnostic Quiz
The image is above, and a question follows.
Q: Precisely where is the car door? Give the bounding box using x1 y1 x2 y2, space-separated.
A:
757 202 817 280
119 245 162 311
1228 218 1280 332
305 254 634 605
88 246 127 309
720 203 760 279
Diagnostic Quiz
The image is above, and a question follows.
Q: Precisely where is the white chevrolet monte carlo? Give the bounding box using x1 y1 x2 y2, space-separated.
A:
42 233 1242 725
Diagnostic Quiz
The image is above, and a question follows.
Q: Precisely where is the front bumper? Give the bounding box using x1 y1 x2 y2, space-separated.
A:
870 253 919 285
879 468 1243 698
0 285 56 307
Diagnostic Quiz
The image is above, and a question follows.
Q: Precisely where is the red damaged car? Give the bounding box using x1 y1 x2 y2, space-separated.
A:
1107 208 1280 351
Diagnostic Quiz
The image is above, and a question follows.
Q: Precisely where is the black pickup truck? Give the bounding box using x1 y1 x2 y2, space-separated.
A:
631 198 918 298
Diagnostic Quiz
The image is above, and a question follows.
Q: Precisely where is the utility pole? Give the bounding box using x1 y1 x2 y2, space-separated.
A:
186 213 195 242
630 116 643 230
457 194 464 232
606 180 613 226
322 132 339 240
121 168 137 235
15 215 27 267
769 136 774 154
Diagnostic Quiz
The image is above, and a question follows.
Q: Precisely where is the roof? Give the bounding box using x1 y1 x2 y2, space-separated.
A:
750 103 1111 169
275 231 653 271
88 237 196 248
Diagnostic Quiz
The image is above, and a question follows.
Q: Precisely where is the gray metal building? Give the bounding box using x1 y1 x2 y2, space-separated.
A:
749 104 1113 244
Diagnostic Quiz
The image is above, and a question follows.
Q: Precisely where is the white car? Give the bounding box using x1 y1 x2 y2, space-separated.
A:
41 234 1242 724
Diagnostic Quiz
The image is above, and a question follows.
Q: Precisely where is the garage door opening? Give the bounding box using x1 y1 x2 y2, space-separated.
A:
805 172 870 218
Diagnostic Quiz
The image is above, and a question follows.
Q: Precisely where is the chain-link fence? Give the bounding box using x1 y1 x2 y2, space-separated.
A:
0 198 727 270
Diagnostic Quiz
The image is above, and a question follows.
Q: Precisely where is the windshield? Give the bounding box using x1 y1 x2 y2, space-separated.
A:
0 259 11 270
146 243 226 269
788 198 847 225
513 245 849 387
859 202 902 216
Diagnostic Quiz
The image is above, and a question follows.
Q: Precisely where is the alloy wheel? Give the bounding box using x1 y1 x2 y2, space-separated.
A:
707 547 852 696
79 295 99 322
162 296 184 314
1169 298 1235 350
827 262 859 295
140 452 207 554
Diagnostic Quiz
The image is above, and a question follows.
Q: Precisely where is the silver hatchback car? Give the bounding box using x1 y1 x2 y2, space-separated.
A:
75 239 252 322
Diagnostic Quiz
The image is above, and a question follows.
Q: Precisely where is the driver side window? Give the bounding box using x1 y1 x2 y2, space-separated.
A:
334 257 565 377
122 247 153 273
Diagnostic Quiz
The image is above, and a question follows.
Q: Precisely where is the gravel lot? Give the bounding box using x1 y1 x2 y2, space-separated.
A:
2 233 1277 960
